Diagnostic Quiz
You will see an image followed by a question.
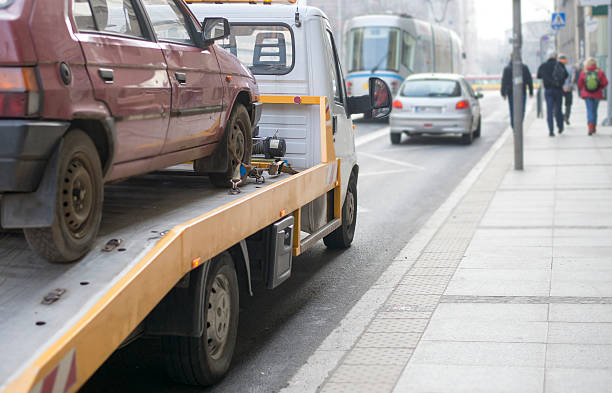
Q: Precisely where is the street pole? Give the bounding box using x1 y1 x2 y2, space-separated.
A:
512 0 524 170
602 0 612 126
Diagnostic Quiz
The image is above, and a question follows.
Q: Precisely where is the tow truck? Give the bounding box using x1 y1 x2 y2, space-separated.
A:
0 1 391 391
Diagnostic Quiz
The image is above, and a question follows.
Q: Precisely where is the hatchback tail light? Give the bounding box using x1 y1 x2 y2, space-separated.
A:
455 100 470 110
392 99 403 109
0 67 40 118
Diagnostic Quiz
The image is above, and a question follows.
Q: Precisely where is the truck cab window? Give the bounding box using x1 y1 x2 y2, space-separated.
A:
325 30 345 105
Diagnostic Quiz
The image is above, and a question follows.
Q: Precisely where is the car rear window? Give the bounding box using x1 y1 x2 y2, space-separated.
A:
219 24 294 75
400 79 461 98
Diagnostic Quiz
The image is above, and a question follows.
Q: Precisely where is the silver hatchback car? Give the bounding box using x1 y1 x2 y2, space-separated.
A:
390 73 483 145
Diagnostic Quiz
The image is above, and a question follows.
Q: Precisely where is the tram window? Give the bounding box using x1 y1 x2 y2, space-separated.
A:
219 24 294 75
402 32 416 72
347 27 400 72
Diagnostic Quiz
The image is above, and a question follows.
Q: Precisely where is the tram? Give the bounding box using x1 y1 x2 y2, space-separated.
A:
344 14 464 97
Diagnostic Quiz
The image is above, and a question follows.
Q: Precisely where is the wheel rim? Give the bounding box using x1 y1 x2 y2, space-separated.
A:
61 154 94 239
228 121 246 168
345 188 355 227
206 273 231 360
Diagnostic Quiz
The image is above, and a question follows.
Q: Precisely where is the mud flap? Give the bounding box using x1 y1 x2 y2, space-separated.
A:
1 140 63 228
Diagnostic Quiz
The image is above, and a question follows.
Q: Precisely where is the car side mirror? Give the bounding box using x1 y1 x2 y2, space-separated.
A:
347 77 393 119
201 17 230 48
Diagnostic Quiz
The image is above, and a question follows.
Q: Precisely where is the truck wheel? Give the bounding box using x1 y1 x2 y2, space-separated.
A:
390 133 401 144
324 173 357 249
474 117 482 138
24 130 103 262
162 252 239 386
209 104 252 188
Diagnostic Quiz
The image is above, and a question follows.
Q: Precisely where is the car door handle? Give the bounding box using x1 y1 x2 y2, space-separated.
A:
175 72 187 84
332 115 338 135
98 68 114 83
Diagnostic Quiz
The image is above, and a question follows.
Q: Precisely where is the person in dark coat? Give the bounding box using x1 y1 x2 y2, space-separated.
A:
537 51 568 136
501 57 534 129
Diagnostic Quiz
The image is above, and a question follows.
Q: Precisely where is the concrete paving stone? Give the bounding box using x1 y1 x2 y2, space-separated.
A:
553 246 612 259
421 319 548 343
411 341 546 367
550 278 612 297
400 275 451 286
480 212 553 227
491 190 554 203
548 322 612 344
545 368 612 393
486 202 554 213
412 259 461 268
320 382 396 393
555 200 612 213
553 236 612 247
444 268 550 297
469 233 552 248
367 318 429 334
408 267 457 276
325 364 404 385
553 257 612 271
385 293 441 309
464 244 552 258
356 333 421 348
550 304 612 322
459 255 552 270
546 344 612 369
556 212 612 227
432 303 549 321
377 311 432 319
342 347 413 366
500 167 556 187
556 189 612 201
393 364 544 393
393 283 447 295
418 251 466 261
371 264 415 289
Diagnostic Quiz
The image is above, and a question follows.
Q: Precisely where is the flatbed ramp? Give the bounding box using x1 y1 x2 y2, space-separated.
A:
0 95 338 393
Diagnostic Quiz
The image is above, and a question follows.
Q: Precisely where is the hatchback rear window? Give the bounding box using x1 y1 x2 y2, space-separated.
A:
400 79 461 98
220 24 294 75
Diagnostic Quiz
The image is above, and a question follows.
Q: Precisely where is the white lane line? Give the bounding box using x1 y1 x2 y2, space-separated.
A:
354 126 390 147
280 109 525 393
358 151 425 170
358 168 414 178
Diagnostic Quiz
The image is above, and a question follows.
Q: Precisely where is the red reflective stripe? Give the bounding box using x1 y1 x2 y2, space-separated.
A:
63 352 77 393
40 367 58 393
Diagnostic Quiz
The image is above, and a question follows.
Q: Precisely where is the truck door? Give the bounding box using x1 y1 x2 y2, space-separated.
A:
323 28 356 197
141 0 225 154
73 0 171 164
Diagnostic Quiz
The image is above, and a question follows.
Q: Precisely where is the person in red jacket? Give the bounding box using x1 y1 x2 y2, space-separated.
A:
577 57 609 135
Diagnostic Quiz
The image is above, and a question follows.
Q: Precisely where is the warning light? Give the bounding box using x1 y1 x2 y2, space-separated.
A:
293 96 302 104
280 209 287 217
192 257 202 269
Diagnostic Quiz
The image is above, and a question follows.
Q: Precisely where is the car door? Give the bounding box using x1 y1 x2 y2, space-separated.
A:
141 0 225 154
73 0 171 164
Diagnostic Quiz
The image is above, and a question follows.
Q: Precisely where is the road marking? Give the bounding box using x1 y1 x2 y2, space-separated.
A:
358 152 425 170
358 168 414 178
355 126 390 147
279 101 532 393
357 205 371 213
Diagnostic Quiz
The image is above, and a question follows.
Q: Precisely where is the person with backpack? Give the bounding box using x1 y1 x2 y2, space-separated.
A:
501 56 534 129
559 55 574 125
577 57 609 135
537 51 568 136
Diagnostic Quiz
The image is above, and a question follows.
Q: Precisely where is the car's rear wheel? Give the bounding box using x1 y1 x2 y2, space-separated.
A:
208 104 252 188
461 129 473 145
24 130 103 262
474 117 482 138
390 133 401 144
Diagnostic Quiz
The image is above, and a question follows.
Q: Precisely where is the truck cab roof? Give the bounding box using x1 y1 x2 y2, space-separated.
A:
188 3 328 22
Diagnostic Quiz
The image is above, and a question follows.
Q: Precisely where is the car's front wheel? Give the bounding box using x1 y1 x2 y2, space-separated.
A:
24 129 103 262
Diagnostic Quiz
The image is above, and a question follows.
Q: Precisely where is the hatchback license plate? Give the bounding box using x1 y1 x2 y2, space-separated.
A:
415 106 441 113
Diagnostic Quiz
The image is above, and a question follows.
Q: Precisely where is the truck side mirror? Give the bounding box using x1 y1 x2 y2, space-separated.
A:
369 77 392 119
346 77 393 119
201 17 231 48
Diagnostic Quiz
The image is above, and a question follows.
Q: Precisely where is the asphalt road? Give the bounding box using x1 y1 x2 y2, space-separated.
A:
80 92 511 393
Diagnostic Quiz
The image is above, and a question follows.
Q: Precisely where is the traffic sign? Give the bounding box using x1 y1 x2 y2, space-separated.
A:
551 12 566 29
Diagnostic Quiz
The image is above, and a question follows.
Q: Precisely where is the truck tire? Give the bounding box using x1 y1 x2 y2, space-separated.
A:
324 173 357 249
162 252 239 386
208 104 252 188
24 130 103 262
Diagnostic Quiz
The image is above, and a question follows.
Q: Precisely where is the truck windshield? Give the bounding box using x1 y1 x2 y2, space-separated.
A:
347 27 400 73
220 24 294 75
400 79 461 97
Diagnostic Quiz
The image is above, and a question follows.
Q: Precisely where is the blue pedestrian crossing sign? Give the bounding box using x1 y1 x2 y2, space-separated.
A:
551 13 566 29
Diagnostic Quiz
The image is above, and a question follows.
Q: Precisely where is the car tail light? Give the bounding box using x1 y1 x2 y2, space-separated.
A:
0 67 40 118
455 100 470 110
392 99 403 109
346 81 352 96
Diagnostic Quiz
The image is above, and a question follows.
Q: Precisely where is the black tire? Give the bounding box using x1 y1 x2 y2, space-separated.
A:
474 117 482 138
461 129 473 145
208 105 252 188
324 173 357 249
390 133 401 144
162 252 239 386
24 130 103 262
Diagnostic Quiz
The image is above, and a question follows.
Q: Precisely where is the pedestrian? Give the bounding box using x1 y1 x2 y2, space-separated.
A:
558 54 574 125
537 51 568 136
577 57 609 135
501 56 533 129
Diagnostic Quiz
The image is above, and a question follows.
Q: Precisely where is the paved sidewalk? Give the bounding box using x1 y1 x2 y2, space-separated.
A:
317 101 612 393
